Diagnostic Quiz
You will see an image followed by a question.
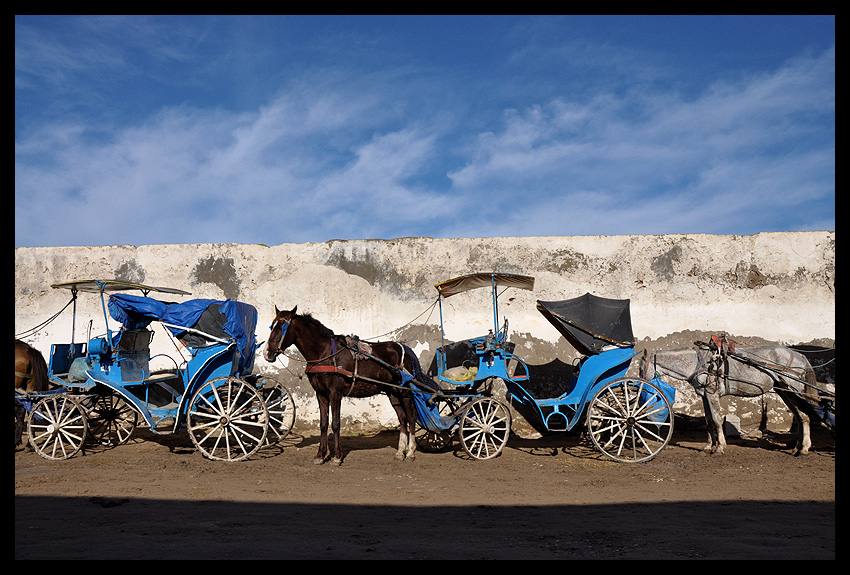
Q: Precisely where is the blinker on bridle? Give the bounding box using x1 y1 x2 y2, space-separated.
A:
268 319 290 355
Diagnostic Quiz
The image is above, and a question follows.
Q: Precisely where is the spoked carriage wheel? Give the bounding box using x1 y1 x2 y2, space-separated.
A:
86 392 138 447
586 377 674 463
27 395 89 460
458 397 511 460
187 376 269 462
258 377 296 444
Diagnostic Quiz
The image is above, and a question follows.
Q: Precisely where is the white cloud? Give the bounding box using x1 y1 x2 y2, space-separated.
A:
14 19 834 247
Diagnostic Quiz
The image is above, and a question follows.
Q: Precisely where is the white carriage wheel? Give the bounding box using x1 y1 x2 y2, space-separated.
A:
86 392 138 447
27 395 89 460
458 397 511 460
187 376 269 462
259 377 296 444
586 377 674 463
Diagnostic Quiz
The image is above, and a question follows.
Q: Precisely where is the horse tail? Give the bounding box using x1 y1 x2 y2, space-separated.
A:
17 340 49 393
802 358 820 401
29 345 49 392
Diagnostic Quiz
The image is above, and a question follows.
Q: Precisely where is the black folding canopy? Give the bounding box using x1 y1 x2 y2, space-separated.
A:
536 293 635 356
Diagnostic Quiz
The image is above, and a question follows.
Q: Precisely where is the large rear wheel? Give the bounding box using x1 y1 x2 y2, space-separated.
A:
586 377 674 463
187 377 269 461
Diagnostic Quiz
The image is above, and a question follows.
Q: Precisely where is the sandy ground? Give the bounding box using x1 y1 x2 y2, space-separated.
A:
15 421 834 560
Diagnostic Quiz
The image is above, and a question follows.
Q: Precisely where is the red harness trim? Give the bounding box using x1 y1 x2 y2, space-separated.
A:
305 364 354 378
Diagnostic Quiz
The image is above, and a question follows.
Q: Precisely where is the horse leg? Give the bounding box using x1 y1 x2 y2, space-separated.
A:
389 396 411 461
328 391 344 466
403 397 417 461
702 393 727 454
15 403 25 448
776 390 811 456
395 428 408 461
314 393 330 465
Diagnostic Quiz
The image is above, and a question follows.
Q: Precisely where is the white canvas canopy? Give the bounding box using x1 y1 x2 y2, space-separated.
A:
434 273 535 298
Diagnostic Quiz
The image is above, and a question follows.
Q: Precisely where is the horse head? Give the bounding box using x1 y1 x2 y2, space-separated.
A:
263 305 297 362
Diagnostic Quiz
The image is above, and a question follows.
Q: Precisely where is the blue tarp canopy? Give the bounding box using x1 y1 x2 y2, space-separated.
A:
108 294 258 373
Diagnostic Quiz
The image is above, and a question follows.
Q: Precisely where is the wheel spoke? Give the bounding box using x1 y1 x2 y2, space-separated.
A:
458 398 510 460
587 378 674 463
187 377 268 461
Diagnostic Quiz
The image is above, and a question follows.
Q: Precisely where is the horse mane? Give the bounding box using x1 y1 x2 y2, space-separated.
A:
297 312 336 339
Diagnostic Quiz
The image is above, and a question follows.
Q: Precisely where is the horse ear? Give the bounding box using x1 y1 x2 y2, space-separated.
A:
291 305 297 315
275 305 280 314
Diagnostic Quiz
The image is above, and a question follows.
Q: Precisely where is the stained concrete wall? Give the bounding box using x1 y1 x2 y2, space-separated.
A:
15 232 834 437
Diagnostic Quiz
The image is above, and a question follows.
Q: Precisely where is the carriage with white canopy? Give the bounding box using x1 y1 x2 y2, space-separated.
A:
412 272 676 462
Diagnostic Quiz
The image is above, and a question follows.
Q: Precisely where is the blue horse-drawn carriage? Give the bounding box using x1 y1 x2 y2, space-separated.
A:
19 279 294 461
412 273 676 462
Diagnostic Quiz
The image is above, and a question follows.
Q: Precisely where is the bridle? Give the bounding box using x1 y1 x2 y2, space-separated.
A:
266 317 290 359
266 315 346 365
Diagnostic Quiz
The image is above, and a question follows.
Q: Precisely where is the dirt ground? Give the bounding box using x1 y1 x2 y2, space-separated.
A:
15 420 834 560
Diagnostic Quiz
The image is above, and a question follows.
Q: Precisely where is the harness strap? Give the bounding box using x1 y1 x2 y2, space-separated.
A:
305 364 354 378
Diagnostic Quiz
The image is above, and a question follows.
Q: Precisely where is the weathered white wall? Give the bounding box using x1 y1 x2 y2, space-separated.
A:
15 232 834 435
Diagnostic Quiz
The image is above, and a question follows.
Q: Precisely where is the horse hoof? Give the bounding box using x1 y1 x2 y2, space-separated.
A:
394 452 405 461
312 457 326 465
329 458 342 466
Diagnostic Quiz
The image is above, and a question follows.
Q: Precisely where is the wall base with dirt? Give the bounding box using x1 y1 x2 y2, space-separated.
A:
15 232 834 435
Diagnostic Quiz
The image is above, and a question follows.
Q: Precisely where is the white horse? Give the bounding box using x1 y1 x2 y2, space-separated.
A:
641 345 818 456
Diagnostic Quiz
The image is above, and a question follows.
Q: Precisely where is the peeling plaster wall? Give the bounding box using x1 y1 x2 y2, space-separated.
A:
15 232 834 436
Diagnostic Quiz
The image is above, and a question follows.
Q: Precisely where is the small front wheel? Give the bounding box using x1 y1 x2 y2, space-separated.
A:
27 395 89 460
458 397 511 460
187 377 268 461
586 377 674 463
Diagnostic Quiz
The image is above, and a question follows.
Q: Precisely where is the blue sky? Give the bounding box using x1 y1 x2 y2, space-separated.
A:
15 15 834 248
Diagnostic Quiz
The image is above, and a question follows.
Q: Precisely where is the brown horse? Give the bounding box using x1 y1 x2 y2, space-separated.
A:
15 339 50 448
263 306 420 465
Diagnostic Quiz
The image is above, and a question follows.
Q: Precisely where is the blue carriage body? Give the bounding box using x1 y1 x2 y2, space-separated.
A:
45 280 259 432
423 273 675 436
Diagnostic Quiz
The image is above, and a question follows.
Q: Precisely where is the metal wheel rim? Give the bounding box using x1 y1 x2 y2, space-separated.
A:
458 397 511 460
87 393 138 447
260 378 296 444
27 395 88 460
187 376 269 461
586 377 674 463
